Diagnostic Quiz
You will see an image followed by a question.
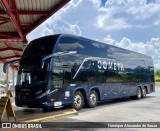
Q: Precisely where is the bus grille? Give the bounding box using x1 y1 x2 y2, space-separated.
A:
18 93 32 101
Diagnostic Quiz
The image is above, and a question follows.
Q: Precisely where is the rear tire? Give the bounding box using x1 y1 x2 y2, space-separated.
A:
72 91 84 110
87 90 98 108
142 88 147 98
136 87 142 99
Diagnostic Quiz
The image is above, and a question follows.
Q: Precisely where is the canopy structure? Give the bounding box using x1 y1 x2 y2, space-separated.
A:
0 0 70 69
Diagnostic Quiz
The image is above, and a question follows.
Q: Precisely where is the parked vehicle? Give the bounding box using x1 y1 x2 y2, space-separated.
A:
4 34 155 110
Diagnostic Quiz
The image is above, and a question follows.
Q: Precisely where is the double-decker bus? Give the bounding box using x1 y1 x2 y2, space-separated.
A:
13 34 155 110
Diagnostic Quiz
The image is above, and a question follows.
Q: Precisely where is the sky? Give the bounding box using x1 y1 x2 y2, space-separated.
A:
27 0 160 69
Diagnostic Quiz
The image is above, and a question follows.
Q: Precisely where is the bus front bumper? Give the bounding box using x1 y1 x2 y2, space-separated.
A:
15 99 63 109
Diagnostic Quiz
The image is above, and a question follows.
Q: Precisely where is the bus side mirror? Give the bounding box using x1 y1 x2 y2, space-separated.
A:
41 53 55 68
3 59 20 73
41 61 45 68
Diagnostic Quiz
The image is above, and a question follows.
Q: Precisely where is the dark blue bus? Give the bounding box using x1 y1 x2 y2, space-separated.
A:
15 34 155 110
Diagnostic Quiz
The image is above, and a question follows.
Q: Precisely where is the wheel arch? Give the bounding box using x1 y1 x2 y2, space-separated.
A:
144 85 148 94
138 85 142 91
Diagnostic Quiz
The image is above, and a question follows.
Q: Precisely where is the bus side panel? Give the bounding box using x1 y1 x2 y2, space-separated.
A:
101 83 137 100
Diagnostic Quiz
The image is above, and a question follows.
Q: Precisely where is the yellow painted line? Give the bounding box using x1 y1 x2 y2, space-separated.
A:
23 109 78 122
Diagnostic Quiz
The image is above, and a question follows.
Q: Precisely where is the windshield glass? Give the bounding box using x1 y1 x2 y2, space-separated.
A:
16 35 59 86
16 60 49 86
17 69 46 86
21 35 59 64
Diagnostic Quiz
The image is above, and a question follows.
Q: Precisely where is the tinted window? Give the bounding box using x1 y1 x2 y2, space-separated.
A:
52 55 74 87
21 35 59 63
55 36 107 58
54 35 153 84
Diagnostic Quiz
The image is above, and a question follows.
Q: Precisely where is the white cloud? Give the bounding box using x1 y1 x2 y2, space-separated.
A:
105 0 147 6
95 3 133 31
58 0 83 13
97 0 160 31
126 3 160 20
89 0 101 8
97 15 131 31
154 19 160 26
103 35 160 69
27 0 160 69
44 20 81 36
27 0 160 39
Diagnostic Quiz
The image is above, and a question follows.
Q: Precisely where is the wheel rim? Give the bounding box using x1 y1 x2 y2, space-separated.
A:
137 89 141 98
143 89 146 97
74 95 82 108
90 93 97 105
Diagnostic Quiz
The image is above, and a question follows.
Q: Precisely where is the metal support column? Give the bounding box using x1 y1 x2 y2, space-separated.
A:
12 68 15 86
6 66 9 92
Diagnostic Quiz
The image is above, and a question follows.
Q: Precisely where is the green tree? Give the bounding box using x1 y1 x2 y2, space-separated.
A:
0 79 7 85
155 70 160 82
155 70 160 76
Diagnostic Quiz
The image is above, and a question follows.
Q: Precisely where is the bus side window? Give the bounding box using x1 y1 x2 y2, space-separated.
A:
52 67 63 88
63 67 72 85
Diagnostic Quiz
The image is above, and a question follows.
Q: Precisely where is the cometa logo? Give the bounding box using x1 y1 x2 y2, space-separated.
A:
98 60 124 71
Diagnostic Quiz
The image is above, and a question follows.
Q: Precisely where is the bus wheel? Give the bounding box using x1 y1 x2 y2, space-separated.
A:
136 87 142 99
142 88 147 98
72 91 84 110
87 90 98 108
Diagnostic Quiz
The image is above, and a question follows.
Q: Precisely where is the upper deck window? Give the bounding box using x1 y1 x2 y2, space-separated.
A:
21 35 59 63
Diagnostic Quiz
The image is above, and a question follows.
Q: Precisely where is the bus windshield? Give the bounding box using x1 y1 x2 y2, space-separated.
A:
16 35 59 86
16 68 47 86
17 58 50 87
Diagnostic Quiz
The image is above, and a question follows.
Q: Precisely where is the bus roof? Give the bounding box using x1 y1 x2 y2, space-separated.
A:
29 34 152 60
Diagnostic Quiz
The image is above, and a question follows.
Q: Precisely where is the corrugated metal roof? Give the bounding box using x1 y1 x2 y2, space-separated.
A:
0 42 7 48
0 22 16 32
0 0 70 69
0 50 15 57
0 3 3 9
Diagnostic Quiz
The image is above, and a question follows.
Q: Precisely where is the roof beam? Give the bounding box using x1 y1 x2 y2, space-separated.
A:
0 47 23 52
0 0 24 39
0 37 26 42
0 32 20 38
0 10 5 14
3 42 22 60
0 10 48 15
0 21 8 25
0 16 10 21
25 0 70 35
0 55 21 61
0 15 10 24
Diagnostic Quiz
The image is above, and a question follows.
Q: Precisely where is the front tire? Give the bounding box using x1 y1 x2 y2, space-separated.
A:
87 90 98 108
72 91 84 110
136 87 142 99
